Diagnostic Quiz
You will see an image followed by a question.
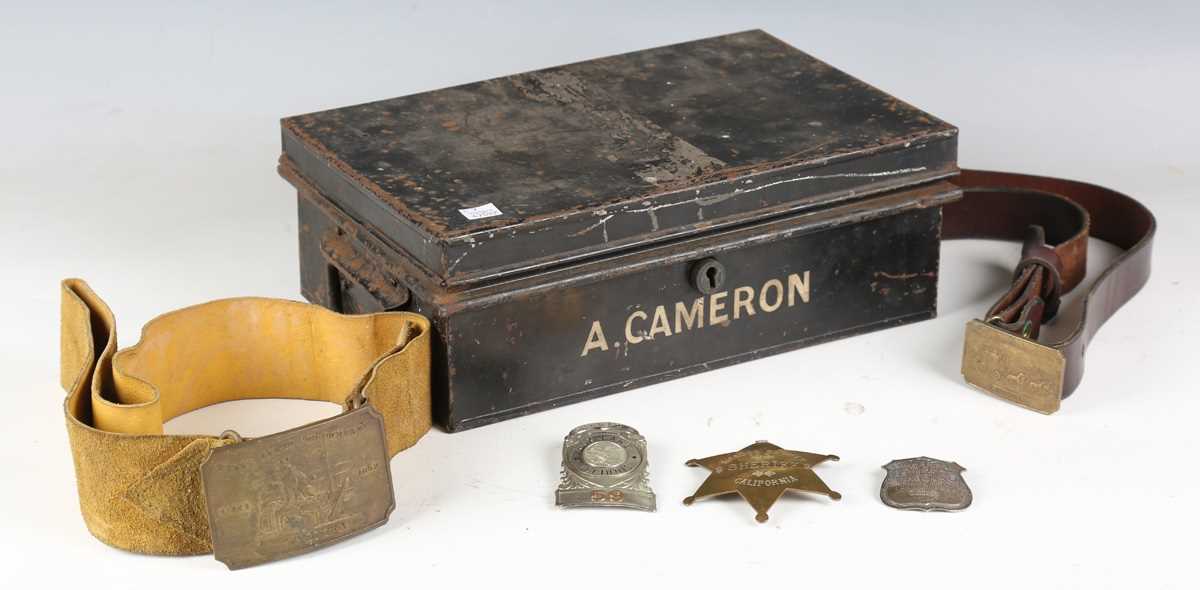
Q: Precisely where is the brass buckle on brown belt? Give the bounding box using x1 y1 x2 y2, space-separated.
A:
961 319 1067 414
201 404 396 570
960 240 1067 414
949 171 1156 413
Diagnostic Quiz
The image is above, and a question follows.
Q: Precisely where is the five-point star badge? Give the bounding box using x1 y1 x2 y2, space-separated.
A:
683 441 841 522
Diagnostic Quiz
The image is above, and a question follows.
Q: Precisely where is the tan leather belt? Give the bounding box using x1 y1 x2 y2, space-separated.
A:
950 170 1156 412
59 279 431 569
54 170 1154 568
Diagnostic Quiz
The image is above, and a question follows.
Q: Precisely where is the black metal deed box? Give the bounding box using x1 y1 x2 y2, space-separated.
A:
279 30 960 431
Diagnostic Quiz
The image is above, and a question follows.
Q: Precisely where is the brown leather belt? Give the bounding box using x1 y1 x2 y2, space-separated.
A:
949 170 1156 412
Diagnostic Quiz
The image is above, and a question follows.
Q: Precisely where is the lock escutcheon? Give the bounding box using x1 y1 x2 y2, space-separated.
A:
690 258 726 294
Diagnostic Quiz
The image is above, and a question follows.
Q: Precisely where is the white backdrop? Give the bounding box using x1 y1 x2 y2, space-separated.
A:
2 2 1197 588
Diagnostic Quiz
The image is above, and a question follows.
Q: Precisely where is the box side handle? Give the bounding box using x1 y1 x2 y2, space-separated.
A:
319 230 411 311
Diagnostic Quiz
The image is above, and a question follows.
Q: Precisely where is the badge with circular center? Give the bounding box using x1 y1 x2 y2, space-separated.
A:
556 422 655 511
880 457 972 512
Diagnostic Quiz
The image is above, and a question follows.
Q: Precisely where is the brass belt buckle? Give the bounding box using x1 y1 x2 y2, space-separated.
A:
200 405 395 569
961 319 1067 414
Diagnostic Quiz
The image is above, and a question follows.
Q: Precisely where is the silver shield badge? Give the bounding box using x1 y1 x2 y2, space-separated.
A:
556 422 655 511
880 457 972 512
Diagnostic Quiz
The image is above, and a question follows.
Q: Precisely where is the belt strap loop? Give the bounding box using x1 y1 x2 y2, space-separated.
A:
58 279 431 563
949 170 1156 412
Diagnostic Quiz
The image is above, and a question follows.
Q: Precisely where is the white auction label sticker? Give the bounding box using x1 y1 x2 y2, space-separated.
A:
458 203 503 220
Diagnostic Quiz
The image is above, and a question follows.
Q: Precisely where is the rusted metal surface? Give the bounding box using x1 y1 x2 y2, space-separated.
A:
290 164 958 430
319 230 410 310
280 30 962 431
281 30 957 284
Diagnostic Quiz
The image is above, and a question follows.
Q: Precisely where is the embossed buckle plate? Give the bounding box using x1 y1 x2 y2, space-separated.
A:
200 405 395 569
961 319 1066 414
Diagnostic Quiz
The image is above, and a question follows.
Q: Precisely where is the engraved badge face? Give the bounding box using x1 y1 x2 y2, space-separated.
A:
582 440 627 468
200 406 396 569
556 422 655 511
880 457 972 512
683 441 841 523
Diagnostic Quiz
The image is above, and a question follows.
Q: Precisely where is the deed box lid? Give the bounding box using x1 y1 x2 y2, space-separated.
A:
281 30 958 286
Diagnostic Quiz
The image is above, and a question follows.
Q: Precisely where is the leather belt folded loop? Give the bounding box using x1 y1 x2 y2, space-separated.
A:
59 279 431 567
1013 224 1065 320
949 170 1156 413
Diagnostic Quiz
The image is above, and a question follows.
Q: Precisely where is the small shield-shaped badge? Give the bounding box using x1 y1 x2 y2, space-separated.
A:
880 457 972 512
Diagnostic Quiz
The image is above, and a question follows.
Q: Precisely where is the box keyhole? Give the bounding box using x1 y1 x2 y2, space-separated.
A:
690 258 726 294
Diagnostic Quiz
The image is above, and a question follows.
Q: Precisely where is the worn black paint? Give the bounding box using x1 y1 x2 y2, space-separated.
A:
282 30 957 285
282 30 961 431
